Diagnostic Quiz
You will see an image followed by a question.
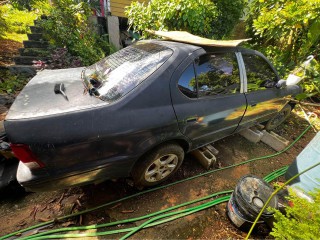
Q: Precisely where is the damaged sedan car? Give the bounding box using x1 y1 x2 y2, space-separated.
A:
4 39 301 191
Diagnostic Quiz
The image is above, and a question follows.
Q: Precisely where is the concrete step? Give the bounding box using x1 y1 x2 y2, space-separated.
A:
30 26 42 34
23 40 48 48
14 56 48 65
27 33 44 41
9 65 36 76
0 66 8 71
34 19 41 25
18 48 49 57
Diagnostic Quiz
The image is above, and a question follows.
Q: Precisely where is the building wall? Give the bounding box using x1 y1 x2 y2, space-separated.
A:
110 0 147 18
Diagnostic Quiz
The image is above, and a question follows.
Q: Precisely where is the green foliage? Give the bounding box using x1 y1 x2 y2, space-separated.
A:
125 0 244 39
295 58 320 100
31 1 53 15
39 0 109 66
211 0 245 38
0 4 38 40
8 0 47 11
271 189 320 239
126 0 216 38
245 0 320 99
246 0 320 65
0 12 8 39
0 69 30 94
250 0 319 62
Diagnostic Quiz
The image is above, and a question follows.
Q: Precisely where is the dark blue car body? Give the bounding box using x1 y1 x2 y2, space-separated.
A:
4 40 301 191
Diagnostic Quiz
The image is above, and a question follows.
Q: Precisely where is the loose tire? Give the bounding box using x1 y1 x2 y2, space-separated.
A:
265 104 292 131
132 144 184 187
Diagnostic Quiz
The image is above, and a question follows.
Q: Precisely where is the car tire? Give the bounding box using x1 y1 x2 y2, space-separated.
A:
132 144 184 187
265 104 292 131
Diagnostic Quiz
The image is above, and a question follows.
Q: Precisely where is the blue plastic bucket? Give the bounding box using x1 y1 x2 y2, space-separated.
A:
285 131 320 193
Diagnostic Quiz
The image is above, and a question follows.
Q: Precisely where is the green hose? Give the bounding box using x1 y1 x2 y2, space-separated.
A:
20 190 233 240
118 196 231 240
32 196 231 240
0 124 312 240
20 166 289 240
120 166 289 240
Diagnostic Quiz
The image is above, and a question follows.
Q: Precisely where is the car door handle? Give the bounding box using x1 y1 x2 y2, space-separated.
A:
250 103 257 107
186 117 198 123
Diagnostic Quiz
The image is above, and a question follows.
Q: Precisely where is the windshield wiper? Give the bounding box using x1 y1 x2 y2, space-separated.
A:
54 83 69 101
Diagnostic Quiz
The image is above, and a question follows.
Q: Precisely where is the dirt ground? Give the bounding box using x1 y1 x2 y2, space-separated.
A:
0 109 318 239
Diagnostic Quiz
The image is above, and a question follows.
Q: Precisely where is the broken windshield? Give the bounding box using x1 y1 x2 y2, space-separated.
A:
83 42 173 102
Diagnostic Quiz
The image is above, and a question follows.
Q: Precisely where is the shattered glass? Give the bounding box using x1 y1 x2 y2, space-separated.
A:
83 42 173 102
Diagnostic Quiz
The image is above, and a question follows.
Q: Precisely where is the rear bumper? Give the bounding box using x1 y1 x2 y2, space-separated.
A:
17 157 135 192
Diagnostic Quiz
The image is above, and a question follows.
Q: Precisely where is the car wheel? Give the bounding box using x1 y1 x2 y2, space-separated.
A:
132 144 184 187
265 104 292 131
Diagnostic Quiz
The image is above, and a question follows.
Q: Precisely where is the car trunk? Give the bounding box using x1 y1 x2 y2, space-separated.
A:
5 67 106 120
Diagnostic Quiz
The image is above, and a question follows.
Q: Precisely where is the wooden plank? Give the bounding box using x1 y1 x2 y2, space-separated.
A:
110 2 128 8
110 2 145 8
112 12 126 17
110 6 128 12
111 7 126 17
148 30 251 47
110 0 149 18
110 5 134 17
111 0 146 5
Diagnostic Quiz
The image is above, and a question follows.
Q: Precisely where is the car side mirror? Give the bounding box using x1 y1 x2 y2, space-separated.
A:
286 74 302 85
276 79 287 88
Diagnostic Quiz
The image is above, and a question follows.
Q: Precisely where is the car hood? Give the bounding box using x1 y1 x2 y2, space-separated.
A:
6 67 107 120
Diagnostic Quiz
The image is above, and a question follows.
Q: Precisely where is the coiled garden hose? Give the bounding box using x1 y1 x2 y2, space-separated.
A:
19 166 288 240
0 124 312 240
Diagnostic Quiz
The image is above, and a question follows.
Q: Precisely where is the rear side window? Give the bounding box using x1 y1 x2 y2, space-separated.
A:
178 63 197 98
242 54 278 92
83 42 173 102
195 53 240 97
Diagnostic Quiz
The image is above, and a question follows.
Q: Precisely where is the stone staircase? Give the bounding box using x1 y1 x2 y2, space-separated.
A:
9 20 50 76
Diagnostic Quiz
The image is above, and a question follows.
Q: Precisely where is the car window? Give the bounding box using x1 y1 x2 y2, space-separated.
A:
177 63 197 98
242 53 278 92
83 42 173 102
195 53 240 97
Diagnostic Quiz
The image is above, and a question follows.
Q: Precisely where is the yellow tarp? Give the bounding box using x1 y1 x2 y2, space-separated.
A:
147 30 250 47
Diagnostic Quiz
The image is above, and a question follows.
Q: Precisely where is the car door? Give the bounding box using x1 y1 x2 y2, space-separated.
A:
238 50 289 130
171 50 247 149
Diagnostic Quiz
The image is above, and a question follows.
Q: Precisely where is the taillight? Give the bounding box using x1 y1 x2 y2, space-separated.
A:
10 144 45 169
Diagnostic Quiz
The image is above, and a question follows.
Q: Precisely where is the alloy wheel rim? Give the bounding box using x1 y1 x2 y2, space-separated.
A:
144 154 179 182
